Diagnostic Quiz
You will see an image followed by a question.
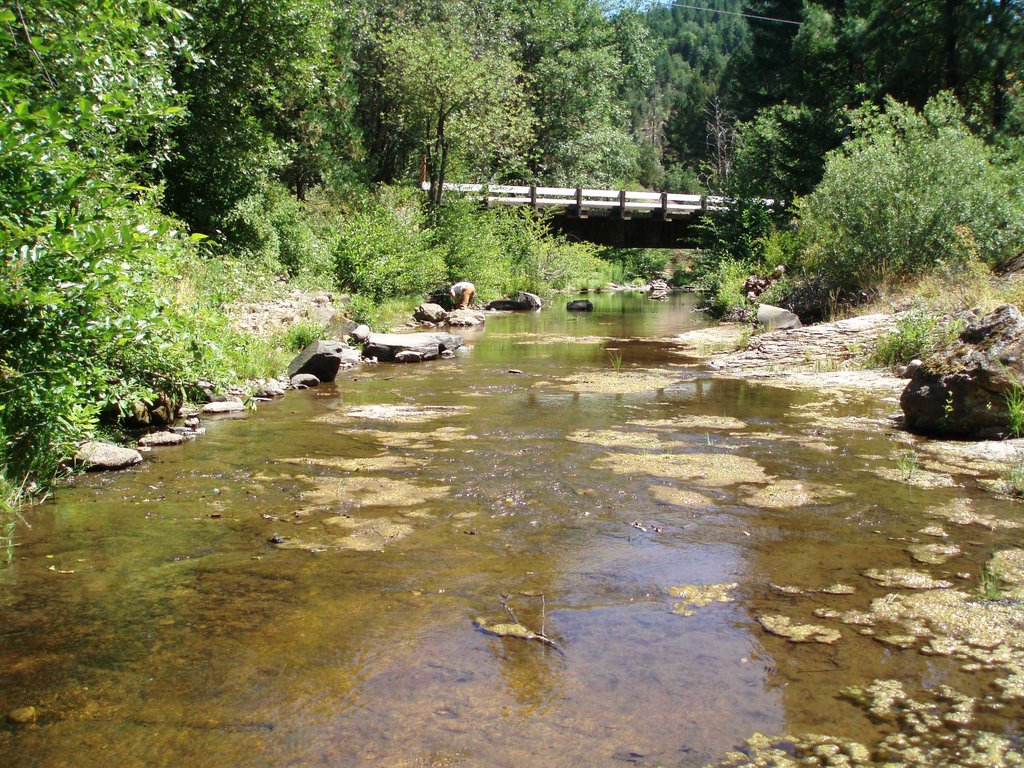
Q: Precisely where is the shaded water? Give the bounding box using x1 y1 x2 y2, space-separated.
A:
2 293 1022 766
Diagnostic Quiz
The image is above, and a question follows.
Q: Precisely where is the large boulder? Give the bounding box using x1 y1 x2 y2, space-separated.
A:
413 303 449 324
566 299 594 312
901 304 1024 439
485 291 543 311
446 309 485 327
75 441 143 471
287 340 361 383
756 304 802 331
362 332 463 362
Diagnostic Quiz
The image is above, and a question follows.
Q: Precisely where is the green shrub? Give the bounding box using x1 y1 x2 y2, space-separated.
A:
334 187 447 302
284 321 327 352
868 310 963 368
599 248 672 282
703 260 752 318
801 94 1024 293
222 181 339 279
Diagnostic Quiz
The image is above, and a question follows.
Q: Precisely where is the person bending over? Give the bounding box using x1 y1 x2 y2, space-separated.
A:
450 281 476 309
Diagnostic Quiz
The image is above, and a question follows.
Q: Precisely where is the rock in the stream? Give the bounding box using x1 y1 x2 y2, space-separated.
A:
351 324 371 344
756 304 802 331
7 706 38 724
446 309 485 327
253 380 286 398
287 340 361 383
74 441 143 471
901 304 1024 439
290 373 320 388
486 292 543 311
362 332 463 362
566 299 594 312
395 351 424 363
648 279 670 300
413 303 449 324
201 399 246 414
138 431 186 448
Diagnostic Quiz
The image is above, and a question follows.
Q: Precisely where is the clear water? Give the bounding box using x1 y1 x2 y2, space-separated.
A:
1 293 1020 766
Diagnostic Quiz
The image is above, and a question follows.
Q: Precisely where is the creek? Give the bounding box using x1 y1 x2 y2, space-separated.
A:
1 292 1022 767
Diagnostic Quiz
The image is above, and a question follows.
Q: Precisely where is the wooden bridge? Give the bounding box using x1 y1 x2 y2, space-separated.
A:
422 182 775 248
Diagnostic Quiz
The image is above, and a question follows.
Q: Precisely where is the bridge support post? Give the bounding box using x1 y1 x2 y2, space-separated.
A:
659 191 669 221
573 187 587 218
618 189 630 220
530 185 537 212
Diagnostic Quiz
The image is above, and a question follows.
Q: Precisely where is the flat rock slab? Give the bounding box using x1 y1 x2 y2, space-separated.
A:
201 400 246 414
138 431 186 448
363 332 463 362
710 313 897 372
75 441 143 471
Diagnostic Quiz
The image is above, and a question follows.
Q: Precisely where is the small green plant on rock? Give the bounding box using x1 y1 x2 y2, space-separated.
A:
607 350 624 372
896 450 920 480
1004 380 1024 438
978 563 1003 601
1003 462 1024 498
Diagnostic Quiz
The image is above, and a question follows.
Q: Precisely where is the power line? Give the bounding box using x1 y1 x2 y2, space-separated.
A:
667 2 803 26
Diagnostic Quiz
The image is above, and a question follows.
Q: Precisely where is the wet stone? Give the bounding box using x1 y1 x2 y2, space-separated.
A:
628 415 748 431
138 431 186 448
74 441 143 471
988 549 1024 598
596 451 772 487
926 498 1022 530
7 707 37 724
201 399 246 414
566 429 664 450
648 485 716 508
813 608 874 626
743 479 850 509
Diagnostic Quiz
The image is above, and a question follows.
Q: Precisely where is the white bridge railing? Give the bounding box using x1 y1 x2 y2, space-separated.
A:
421 182 774 215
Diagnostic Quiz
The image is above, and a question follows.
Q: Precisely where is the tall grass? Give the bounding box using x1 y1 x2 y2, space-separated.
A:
868 310 963 368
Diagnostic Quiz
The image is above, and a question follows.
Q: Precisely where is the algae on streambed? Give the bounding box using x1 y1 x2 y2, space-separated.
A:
596 450 772 487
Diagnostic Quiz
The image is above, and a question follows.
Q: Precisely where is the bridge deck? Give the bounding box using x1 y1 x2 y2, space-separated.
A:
421 182 755 216
422 182 776 248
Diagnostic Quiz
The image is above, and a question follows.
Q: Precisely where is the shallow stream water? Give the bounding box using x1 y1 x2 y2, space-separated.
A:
2 293 1022 767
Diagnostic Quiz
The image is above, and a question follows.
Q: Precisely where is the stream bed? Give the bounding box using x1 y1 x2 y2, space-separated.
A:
2 292 1022 767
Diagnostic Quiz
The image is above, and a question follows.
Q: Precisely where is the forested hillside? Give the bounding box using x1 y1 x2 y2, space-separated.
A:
2 0 1022 493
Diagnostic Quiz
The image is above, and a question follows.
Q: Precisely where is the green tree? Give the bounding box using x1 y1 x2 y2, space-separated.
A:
163 0 362 236
378 22 533 203
801 94 1024 292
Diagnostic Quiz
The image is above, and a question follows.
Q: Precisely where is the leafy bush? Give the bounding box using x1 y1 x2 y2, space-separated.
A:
868 309 963 368
284 321 328 352
702 259 753 318
221 182 339 279
801 94 1024 293
334 188 447 302
599 248 672 282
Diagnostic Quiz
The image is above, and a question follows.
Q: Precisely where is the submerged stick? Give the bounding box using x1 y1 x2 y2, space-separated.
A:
473 617 562 651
